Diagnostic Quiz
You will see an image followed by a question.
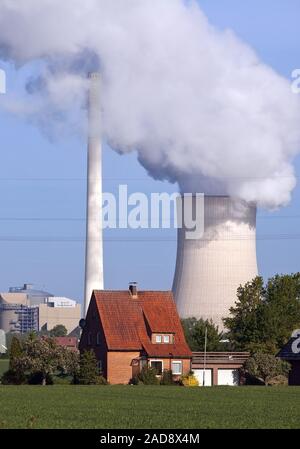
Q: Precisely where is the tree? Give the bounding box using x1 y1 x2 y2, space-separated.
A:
224 275 300 353
50 324 68 337
9 336 23 371
181 318 225 351
1 336 26 385
75 350 99 385
244 353 291 385
224 277 265 352
15 336 72 385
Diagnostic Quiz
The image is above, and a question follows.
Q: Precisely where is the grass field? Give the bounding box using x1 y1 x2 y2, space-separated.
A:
0 385 299 429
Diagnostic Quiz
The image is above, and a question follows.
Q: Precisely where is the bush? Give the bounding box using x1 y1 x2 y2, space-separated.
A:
52 375 73 385
74 350 101 385
1 369 26 385
160 369 176 385
96 375 109 385
131 366 159 385
244 353 290 385
28 371 53 385
180 371 199 387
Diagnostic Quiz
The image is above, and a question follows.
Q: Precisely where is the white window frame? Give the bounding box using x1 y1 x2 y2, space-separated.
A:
163 335 170 343
150 359 164 375
155 335 162 344
171 360 183 375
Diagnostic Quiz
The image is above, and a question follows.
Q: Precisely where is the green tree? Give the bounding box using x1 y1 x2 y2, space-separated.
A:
244 353 290 385
181 318 225 351
75 350 99 385
224 275 300 353
15 336 72 385
9 336 23 370
50 324 68 337
1 336 26 384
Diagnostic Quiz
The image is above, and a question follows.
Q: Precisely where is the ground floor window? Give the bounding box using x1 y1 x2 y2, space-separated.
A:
172 361 183 375
97 360 102 375
150 360 163 375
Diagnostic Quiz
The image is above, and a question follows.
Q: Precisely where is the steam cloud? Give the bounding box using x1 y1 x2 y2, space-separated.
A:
0 0 300 207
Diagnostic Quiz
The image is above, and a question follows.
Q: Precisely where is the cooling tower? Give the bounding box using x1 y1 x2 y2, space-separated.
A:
84 72 104 316
172 195 258 329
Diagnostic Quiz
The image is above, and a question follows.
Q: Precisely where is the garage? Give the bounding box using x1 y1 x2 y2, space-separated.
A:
193 368 212 386
218 369 239 386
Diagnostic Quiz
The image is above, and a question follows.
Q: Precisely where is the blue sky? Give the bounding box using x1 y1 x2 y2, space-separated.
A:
0 0 299 303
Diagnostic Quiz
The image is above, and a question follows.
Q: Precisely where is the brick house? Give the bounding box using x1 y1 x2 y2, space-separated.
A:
54 336 78 352
79 285 192 384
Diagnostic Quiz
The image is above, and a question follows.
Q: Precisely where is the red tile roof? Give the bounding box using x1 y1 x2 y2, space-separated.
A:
92 290 192 357
54 337 78 349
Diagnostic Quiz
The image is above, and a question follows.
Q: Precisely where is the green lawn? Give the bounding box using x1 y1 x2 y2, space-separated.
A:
0 385 299 429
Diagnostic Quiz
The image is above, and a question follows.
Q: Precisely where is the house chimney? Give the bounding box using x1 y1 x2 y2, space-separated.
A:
129 282 138 298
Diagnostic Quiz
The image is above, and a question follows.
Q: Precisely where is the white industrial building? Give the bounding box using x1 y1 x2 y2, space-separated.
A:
0 284 81 335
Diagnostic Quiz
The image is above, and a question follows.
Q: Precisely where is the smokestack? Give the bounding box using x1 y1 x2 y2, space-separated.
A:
84 72 104 316
172 195 258 329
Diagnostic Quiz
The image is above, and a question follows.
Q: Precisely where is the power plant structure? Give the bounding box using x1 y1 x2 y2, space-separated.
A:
84 72 104 316
172 195 258 329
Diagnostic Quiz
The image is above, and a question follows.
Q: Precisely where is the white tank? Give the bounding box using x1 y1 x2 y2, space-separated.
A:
84 73 104 316
172 195 258 329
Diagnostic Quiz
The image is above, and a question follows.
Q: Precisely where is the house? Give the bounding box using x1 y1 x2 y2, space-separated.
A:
277 331 300 385
192 352 250 386
79 284 192 384
54 336 78 352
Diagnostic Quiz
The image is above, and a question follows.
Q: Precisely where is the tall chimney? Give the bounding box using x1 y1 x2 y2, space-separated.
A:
172 195 258 330
84 72 104 316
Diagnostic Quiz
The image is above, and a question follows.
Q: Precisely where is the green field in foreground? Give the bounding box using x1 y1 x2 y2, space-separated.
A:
0 385 299 429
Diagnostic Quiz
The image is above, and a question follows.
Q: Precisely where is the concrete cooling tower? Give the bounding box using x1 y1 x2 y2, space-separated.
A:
172 195 258 329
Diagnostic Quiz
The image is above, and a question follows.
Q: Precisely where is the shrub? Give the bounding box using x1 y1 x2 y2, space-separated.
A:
244 353 291 385
96 375 109 385
74 350 100 385
160 369 176 385
28 371 53 385
1 369 26 385
132 366 159 385
180 371 199 387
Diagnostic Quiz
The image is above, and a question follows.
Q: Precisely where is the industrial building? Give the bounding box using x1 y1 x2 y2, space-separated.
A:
173 195 258 329
0 284 81 335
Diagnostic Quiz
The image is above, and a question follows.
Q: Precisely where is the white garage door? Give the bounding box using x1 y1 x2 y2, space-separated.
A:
218 369 239 386
193 369 212 386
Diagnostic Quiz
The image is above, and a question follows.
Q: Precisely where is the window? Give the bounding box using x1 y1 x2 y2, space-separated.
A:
155 335 162 343
150 360 163 375
97 360 102 374
172 361 182 375
163 335 170 343
96 332 101 345
87 332 92 345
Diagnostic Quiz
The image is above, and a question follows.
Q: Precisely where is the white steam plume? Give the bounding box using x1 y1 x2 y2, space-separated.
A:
0 0 299 207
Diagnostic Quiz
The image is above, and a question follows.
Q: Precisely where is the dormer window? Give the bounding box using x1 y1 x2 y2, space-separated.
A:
155 335 162 343
154 334 173 344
